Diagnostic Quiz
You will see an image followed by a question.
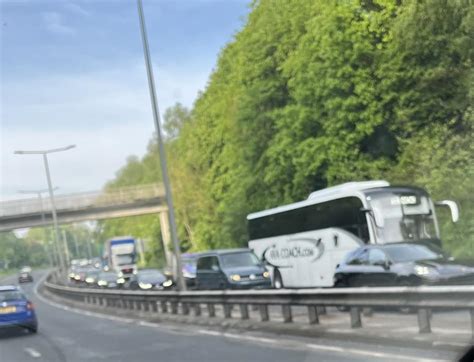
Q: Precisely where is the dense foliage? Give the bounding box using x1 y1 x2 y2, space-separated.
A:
102 0 473 259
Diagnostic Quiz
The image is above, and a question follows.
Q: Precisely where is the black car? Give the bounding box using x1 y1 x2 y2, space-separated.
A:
334 242 474 287
18 267 33 283
128 269 174 290
96 271 121 289
195 249 271 290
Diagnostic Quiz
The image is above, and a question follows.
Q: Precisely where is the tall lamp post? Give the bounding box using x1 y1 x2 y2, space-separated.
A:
14 145 76 275
18 187 59 267
136 0 186 290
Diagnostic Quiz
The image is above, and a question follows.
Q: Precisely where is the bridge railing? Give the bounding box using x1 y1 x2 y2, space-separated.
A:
0 184 165 217
43 278 474 335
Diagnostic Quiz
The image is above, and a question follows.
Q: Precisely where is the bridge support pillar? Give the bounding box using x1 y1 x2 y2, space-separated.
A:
417 309 431 333
350 307 362 328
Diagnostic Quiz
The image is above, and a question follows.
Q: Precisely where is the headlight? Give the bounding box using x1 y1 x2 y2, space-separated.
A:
263 271 270 279
85 277 95 284
117 277 125 284
118 271 123 277
139 282 153 290
414 265 438 276
98 280 108 287
162 280 173 287
230 274 241 282
74 275 81 280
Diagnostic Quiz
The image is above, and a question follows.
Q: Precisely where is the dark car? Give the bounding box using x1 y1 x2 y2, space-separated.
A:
96 271 121 289
195 249 271 290
84 269 101 287
334 242 474 287
18 266 33 283
0 286 37 333
128 269 174 290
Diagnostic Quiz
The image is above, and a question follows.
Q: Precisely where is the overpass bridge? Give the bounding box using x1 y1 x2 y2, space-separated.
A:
0 184 169 232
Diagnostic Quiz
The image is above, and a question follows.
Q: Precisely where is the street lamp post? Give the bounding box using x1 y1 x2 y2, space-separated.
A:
18 187 59 268
14 145 76 276
136 0 186 290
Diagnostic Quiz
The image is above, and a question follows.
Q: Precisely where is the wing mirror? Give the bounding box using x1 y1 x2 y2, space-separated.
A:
435 200 459 223
373 260 391 270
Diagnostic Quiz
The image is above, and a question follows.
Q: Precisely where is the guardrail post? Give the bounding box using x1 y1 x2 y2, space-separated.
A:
259 305 269 322
207 304 215 317
417 309 431 333
350 307 362 328
161 301 168 313
193 303 201 316
182 303 190 315
282 305 292 323
308 306 319 324
151 301 158 313
469 309 474 337
239 304 249 320
171 302 178 314
143 300 150 312
223 304 232 318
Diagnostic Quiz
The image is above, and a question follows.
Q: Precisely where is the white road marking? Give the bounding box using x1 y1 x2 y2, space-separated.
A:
306 343 448 362
24 348 41 358
198 329 220 336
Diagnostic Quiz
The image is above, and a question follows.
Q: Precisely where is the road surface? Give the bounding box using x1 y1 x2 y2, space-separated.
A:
0 271 463 362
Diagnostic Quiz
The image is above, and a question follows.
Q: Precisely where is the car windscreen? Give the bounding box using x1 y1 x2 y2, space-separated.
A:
221 252 260 268
139 270 165 279
99 272 117 280
384 244 444 263
0 291 25 302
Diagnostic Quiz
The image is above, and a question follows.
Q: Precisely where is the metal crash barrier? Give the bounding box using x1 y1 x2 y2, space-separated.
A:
43 276 474 335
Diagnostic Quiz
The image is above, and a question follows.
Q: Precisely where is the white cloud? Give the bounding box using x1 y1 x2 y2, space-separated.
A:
41 12 75 35
1 59 210 199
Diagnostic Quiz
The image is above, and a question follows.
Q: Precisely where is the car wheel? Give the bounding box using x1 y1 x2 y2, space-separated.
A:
273 270 283 289
27 325 38 334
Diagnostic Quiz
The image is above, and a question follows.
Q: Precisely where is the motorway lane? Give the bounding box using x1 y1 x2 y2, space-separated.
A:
0 271 460 362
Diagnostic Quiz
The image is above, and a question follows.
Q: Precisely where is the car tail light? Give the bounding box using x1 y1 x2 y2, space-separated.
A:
27 302 35 311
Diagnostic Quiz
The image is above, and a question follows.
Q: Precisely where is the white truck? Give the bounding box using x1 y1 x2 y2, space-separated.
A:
104 237 137 278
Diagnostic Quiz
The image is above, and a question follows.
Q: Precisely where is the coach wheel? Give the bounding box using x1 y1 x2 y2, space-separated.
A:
273 270 283 289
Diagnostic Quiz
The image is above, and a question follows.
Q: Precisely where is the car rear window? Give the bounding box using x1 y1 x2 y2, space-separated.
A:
0 291 25 302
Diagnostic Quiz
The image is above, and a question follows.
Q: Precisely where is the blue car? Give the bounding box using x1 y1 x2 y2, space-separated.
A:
0 286 38 333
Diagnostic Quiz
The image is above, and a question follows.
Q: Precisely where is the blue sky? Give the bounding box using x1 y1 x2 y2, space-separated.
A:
1 0 250 199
